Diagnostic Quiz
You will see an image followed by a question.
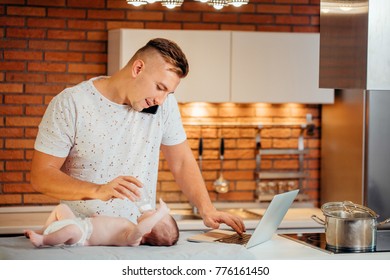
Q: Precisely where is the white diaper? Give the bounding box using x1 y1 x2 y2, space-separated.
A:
43 217 93 246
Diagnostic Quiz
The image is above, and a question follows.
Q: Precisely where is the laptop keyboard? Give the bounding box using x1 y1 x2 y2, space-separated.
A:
216 233 252 245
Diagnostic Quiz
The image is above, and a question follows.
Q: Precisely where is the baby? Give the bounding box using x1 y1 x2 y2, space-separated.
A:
24 199 179 247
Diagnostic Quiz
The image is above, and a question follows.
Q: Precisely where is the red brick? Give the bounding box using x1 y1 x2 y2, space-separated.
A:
25 84 64 94
0 194 23 205
29 40 67 50
0 127 23 137
27 17 66 29
0 61 25 71
0 39 27 49
25 127 39 138
68 63 106 74
47 30 86 40
23 194 60 205
48 8 86 18
106 21 144 30
46 73 85 84
6 28 46 39
88 9 125 20
25 105 46 116
6 72 45 83
4 50 43 60
68 0 105 8
5 95 43 105
257 4 292 14
6 161 31 171
7 6 46 17
87 31 107 41
28 62 67 72
5 117 42 127
28 0 66 7
69 41 106 52
85 53 107 63
5 139 35 149
67 19 106 30
0 171 24 182
0 150 24 160
2 183 35 193
0 16 25 26
276 15 310 25
0 83 23 93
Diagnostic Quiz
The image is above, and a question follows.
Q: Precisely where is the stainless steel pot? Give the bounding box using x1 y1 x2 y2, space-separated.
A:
312 201 390 252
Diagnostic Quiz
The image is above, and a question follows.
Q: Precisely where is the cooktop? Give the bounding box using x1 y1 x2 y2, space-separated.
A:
280 230 390 254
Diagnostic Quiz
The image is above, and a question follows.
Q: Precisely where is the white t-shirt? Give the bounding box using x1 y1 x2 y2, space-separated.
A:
35 77 186 222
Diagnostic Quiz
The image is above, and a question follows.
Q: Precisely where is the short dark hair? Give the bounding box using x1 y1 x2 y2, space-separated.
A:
133 38 189 78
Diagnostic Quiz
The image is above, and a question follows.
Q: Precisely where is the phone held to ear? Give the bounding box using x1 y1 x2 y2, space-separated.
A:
141 105 159 114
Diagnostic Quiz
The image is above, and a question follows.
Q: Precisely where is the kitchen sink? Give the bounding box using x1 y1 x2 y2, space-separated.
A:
170 208 262 221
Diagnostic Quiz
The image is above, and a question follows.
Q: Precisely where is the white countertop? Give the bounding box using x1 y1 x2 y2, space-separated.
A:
1 206 389 260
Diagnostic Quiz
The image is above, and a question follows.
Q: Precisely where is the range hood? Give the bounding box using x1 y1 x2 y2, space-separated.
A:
319 0 390 90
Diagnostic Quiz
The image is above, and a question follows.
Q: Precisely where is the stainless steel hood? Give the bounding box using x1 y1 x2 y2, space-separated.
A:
319 0 390 90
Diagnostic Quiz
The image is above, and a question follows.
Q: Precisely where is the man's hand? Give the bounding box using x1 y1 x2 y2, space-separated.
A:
97 176 143 201
201 210 246 235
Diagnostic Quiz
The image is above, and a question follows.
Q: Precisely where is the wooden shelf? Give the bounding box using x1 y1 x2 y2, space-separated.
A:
258 172 307 180
259 149 308 155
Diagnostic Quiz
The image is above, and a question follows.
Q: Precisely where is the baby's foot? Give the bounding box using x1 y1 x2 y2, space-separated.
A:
24 230 44 247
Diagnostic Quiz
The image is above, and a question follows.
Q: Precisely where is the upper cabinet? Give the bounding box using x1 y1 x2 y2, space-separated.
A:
108 29 230 103
108 29 334 104
231 32 333 104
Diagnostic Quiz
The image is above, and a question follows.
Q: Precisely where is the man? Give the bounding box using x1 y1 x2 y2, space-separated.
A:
31 38 245 235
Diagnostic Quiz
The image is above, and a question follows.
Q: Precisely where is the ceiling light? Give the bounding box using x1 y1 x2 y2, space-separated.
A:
208 0 228 10
227 0 248 7
126 0 249 9
127 0 147 6
161 0 184 8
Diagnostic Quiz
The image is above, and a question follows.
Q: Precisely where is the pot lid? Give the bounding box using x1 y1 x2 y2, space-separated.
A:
321 201 378 219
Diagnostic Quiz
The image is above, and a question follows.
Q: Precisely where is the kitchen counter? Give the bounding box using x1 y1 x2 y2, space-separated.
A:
0 205 324 234
1 205 389 260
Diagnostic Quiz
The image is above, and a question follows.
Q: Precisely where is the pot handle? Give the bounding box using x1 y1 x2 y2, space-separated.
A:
311 215 326 225
377 217 390 227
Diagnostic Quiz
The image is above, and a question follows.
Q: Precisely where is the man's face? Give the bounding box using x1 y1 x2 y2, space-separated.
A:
130 54 181 112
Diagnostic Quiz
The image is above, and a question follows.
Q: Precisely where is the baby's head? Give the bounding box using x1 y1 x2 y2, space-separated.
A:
139 212 179 246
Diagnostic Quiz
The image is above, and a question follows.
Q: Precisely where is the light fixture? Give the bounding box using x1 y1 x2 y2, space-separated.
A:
161 0 184 9
227 0 248 7
127 0 147 6
126 0 248 10
208 0 228 10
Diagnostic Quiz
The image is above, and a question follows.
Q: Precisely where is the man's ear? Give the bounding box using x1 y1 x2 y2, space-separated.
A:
132 59 144 77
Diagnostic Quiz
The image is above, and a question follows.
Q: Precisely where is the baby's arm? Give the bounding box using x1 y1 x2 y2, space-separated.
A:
127 199 170 244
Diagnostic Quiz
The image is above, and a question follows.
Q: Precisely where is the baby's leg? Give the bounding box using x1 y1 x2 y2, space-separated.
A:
25 224 82 247
43 204 76 229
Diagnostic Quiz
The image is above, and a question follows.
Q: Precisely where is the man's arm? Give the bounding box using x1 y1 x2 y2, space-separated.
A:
161 141 245 234
30 150 142 201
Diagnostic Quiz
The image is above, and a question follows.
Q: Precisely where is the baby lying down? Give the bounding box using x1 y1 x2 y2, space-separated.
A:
24 199 179 247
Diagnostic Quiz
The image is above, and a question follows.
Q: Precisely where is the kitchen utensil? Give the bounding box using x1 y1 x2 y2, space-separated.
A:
198 137 203 172
312 201 390 252
213 137 229 193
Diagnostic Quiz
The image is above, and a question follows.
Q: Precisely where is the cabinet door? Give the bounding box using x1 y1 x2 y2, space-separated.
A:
108 29 231 103
231 32 334 103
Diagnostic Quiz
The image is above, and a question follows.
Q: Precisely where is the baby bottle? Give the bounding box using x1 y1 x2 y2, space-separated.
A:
135 186 153 213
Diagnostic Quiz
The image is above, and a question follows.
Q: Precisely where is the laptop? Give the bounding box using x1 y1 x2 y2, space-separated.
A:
187 189 299 249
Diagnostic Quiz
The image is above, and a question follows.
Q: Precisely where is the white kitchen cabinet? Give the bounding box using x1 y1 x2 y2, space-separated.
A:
108 29 334 104
108 29 231 103
231 31 334 103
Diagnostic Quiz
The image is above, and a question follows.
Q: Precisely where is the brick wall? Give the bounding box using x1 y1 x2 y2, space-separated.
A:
0 0 321 206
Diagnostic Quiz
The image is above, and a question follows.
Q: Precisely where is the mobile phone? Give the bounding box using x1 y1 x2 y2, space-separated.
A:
141 105 159 114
